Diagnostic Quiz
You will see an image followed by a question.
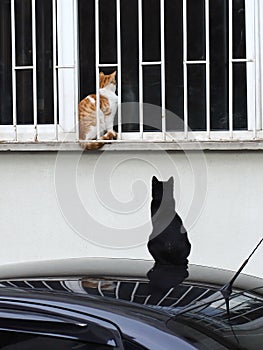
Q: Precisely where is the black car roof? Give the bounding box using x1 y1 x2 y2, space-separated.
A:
0 272 263 350
0 278 200 350
0 259 262 350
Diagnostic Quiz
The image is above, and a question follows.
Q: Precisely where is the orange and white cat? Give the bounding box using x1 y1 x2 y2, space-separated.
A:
78 71 118 150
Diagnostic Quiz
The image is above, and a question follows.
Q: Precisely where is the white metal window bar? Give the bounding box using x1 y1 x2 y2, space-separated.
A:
95 0 121 140
52 0 58 141
229 0 256 139
10 0 38 142
56 0 78 141
259 0 263 130
181 0 257 142
10 0 16 140
1 0 262 145
11 0 39 141
32 0 37 141
3 0 78 142
255 0 263 133
205 0 210 139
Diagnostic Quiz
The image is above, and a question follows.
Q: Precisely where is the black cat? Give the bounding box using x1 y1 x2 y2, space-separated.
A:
147 176 191 265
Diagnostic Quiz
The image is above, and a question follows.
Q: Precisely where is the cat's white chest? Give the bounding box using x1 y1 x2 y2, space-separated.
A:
100 88 118 114
100 88 118 102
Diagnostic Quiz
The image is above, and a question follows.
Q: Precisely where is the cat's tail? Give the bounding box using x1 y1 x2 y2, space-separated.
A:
80 131 117 150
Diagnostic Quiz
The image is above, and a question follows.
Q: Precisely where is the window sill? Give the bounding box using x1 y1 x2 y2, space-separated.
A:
1 140 263 152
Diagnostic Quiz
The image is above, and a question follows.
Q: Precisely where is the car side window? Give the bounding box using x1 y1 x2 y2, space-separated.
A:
0 331 111 350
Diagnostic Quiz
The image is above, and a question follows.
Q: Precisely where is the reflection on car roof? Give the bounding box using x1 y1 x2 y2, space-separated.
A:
0 276 262 330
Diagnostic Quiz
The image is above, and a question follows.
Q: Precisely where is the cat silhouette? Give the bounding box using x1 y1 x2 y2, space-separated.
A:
147 176 191 265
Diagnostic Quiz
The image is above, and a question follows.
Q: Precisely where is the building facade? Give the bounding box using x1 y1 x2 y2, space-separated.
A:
0 0 262 277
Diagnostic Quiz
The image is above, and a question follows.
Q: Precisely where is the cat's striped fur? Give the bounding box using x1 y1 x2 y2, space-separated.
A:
78 71 118 150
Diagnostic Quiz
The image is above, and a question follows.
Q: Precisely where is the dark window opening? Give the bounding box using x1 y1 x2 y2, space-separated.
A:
0 0 12 125
36 0 54 124
78 0 248 133
15 0 32 67
16 69 33 124
210 0 247 130
0 0 54 126
0 0 249 131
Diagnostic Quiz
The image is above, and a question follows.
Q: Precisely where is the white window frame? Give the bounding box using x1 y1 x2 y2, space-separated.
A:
0 0 262 146
0 0 79 143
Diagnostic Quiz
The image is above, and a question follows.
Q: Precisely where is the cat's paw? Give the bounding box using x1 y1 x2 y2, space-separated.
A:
112 131 118 139
102 130 117 140
107 130 117 139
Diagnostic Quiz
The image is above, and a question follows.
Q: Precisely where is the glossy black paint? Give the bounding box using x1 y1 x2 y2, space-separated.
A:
0 263 262 350
0 284 196 349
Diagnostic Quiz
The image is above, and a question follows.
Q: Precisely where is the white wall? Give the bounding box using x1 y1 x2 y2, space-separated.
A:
0 150 262 278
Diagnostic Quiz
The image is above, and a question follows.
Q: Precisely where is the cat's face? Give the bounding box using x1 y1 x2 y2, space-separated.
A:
99 71 117 92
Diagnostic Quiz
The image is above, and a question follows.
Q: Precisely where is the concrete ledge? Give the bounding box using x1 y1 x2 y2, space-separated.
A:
1 140 263 151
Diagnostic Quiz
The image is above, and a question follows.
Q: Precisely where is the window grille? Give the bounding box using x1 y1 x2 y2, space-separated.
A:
0 0 78 142
0 0 262 145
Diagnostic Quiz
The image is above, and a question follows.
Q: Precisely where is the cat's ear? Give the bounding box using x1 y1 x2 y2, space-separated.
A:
99 71 105 77
167 176 174 185
152 176 158 184
111 71 117 77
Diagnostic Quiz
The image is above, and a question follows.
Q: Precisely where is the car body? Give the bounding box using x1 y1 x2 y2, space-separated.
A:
0 258 262 349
